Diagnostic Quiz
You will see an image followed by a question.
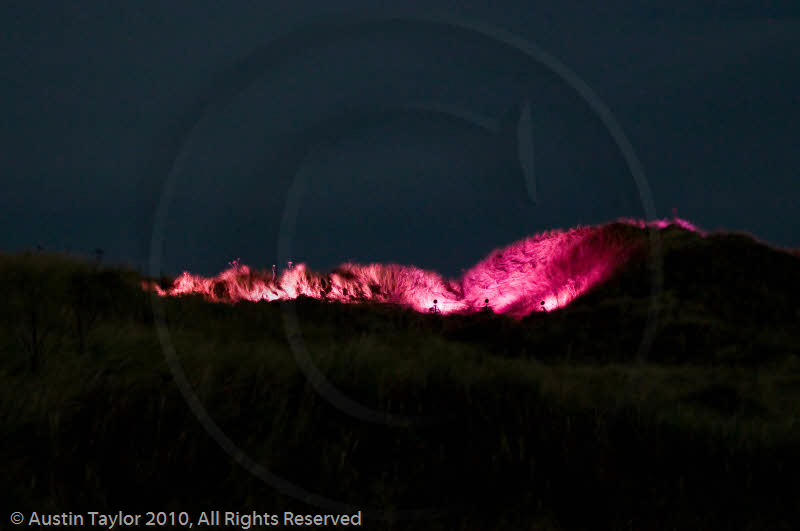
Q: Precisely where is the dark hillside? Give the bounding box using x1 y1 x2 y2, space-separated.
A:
1 228 798 530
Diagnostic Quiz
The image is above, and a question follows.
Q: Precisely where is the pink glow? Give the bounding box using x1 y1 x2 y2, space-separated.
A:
619 216 703 234
146 218 702 319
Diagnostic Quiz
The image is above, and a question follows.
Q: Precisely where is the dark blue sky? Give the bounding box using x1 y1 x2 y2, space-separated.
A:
2 2 798 276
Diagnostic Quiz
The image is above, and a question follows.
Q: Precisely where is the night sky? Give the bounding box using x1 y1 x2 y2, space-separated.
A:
2 2 798 277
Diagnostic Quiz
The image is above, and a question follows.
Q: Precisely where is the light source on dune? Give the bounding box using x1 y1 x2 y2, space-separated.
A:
146 218 698 319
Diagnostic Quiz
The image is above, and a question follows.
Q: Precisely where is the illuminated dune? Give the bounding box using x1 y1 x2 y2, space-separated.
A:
147 218 701 319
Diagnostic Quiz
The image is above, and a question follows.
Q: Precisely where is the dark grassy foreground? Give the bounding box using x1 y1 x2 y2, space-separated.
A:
1 227 799 530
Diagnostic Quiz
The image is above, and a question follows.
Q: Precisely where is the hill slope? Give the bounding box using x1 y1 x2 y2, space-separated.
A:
1 221 799 530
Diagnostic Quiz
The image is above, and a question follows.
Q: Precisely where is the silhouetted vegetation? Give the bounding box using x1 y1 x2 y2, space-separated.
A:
0 227 798 530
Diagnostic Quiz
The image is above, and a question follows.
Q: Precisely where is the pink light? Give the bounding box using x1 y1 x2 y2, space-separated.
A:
146 218 703 319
